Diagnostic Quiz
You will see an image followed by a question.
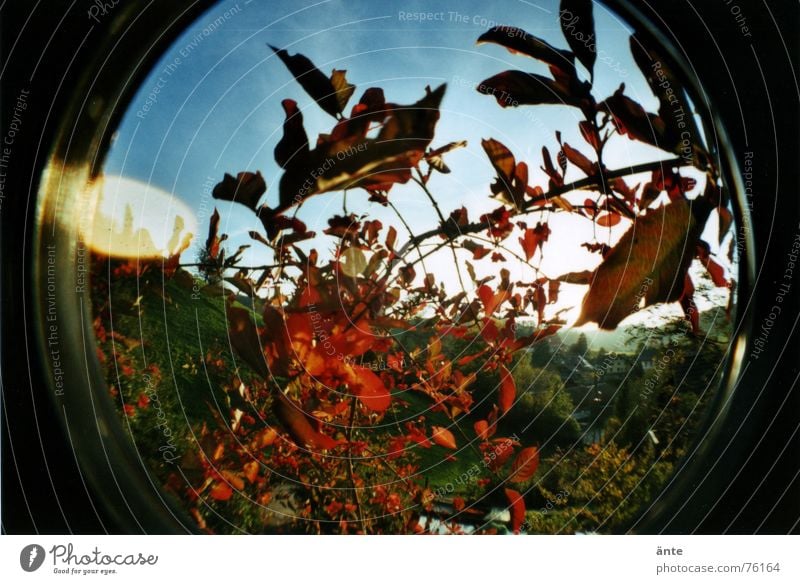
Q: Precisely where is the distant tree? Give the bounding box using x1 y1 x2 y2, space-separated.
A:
508 359 580 445
573 332 588 355
530 339 556 368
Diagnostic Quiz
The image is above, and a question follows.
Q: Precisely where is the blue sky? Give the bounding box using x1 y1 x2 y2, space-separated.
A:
100 0 723 326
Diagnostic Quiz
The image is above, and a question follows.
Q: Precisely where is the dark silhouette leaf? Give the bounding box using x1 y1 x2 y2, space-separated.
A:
205 208 222 260
270 44 341 118
274 99 309 168
278 84 446 210
629 36 710 167
477 26 575 73
482 138 528 209
212 171 267 212
560 0 596 79
599 85 674 151
478 70 581 108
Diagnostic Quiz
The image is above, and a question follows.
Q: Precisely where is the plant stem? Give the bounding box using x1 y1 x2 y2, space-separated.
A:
346 396 366 529
395 156 691 260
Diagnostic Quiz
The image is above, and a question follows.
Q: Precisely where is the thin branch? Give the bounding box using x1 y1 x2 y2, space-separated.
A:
346 396 366 529
395 156 691 260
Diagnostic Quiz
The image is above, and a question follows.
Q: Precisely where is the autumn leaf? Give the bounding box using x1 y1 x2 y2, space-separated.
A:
345 366 391 412
478 284 511 318
629 36 707 166
330 69 356 113
596 212 621 227
498 364 516 414
518 222 550 261
598 85 674 152
484 437 517 471
209 482 233 501
278 85 446 209
273 392 342 450
560 0 596 79
478 70 580 108
696 241 727 287
244 460 261 484
576 198 703 329
270 45 342 118
509 446 540 483
205 208 223 261
718 207 733 244
226 306 269 377
477 26 574 73
561 142 596 175
212 171 267 212
340 246 367 277
274 99 309 169
425 140 467 174
504 488 526 534
474 420 491 441
431 426 457 449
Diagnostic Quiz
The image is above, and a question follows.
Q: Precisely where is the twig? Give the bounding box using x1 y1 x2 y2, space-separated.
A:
346 396 366 529
395 156 691 260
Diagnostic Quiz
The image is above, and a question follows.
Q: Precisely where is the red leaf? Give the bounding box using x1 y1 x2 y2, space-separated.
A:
478 285 510 318
548 280 560 304
474 420 491 441
348 367 391 412
509 447 540 483
431 426 457 450
463 240 491 260
212 171 267 212
579 120 600 150
596 212 621 227
273 392 342 450
504 488 526 534
484 437 517 471
498 364 516 414
561 142 595 175
209 482 233 501
243 461 260 484
519 227 539 261
704 257 727 287
576 199 700 330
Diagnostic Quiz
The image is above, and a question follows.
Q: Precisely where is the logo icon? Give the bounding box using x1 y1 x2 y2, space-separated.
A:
20 544 46 572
